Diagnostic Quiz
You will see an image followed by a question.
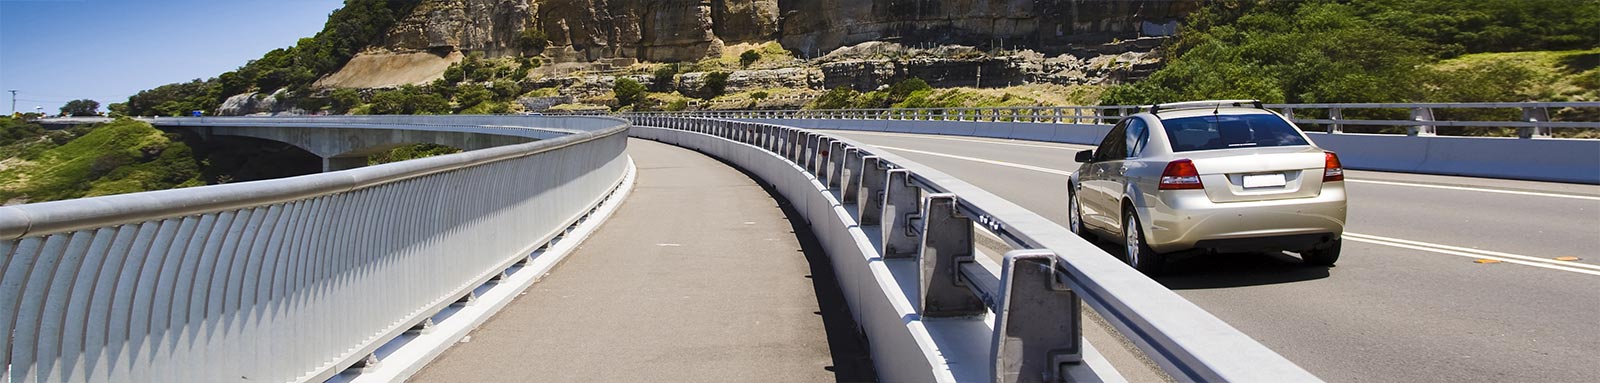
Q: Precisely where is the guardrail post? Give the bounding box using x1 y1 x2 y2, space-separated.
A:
1328 108 1344 134
814 137 834 179
919 194 986 317
842 148 863 203
882 169 921 258
828 141 847 189
1521 106 1551 139
991 250 1082 383
1409 107 1436 136
858 156 887 225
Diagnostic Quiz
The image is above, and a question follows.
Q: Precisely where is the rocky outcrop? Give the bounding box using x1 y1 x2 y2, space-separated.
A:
370 0 1198 62
384 0 536 57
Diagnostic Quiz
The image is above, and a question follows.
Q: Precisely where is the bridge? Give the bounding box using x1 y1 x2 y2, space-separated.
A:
6 105 1598 382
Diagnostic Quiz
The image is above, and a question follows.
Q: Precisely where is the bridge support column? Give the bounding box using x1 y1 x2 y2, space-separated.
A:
323 156 368 172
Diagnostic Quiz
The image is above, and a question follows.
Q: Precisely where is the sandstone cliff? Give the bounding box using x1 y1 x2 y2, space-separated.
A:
372 0 1196 62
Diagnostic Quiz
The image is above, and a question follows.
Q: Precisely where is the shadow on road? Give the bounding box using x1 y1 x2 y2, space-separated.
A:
729 161 880 382
1083 238 1331 290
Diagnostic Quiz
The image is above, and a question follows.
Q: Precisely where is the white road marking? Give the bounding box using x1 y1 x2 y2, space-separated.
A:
836 130 1090 150
1345 232 1600 276
870 145 1075 176
844 131 1600 201
1345 179 1600 201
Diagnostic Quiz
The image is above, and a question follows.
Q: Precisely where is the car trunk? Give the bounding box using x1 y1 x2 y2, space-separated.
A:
1185 146 1327 203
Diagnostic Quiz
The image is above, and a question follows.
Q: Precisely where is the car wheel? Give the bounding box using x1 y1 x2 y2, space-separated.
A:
1302 238 1342 266
1123 210 1165 275
1069 188 1092 241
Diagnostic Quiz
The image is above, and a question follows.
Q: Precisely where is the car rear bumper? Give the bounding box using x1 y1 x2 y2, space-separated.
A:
1140 183 1346 253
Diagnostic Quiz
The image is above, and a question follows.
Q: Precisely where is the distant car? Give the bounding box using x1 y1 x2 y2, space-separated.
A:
1068 100 1347 273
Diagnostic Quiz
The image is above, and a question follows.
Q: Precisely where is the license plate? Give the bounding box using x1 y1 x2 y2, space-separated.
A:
1243 173 1287 188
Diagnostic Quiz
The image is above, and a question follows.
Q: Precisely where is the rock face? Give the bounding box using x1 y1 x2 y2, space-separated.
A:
371 0 1197 62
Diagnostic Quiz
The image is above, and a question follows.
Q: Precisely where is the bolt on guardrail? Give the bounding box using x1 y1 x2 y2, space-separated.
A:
629 115 1324 383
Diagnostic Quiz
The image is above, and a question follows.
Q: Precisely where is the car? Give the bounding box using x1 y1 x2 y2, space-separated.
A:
1068 100 1347 273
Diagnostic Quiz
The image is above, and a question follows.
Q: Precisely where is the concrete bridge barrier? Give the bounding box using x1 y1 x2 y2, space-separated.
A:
630 116 1322 382
0 116 630 382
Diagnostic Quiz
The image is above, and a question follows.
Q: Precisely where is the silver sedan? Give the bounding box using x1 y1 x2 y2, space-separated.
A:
1068 100 1347 273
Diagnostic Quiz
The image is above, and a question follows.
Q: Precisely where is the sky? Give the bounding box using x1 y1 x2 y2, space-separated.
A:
1 0 345 115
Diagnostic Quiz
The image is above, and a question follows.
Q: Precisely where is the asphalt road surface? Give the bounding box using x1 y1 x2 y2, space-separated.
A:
829 130 1600 383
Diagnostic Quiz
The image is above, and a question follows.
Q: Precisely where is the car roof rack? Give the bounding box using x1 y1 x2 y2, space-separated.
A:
1147 100 1266 114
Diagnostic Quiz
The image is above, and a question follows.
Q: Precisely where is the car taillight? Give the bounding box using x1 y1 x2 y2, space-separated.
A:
1324 152 1344 182
1159 159 1204 190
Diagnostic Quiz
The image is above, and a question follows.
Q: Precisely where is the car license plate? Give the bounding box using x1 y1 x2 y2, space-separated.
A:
1243 173 1287 188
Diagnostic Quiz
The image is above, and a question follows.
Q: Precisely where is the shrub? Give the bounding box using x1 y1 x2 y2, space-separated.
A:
701 72 731 98
614 78 647 107
740 50 761 67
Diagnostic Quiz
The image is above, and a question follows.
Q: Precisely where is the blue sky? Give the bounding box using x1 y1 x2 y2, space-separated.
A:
1 0 344 115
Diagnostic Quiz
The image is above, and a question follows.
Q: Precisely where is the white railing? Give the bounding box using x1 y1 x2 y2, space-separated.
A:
636 102 1600 138
0 116 630 382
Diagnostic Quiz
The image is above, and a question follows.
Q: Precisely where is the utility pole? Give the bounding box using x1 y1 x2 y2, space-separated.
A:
975 67 982 89
8 90 16 114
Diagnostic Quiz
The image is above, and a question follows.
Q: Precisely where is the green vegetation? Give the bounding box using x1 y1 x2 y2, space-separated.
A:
364 85 451 115
614 78 647 107
519 28 549 52
60 99 101 116
1 116 46 146
0 118 202 203
740 50 761 68
652 65 678 92
701 72 731 99
1103 0 1600 106
118 0 419 116
369 143 462 165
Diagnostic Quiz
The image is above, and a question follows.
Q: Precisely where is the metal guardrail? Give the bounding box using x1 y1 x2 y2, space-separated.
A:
630 116 1321 382
0 116 631 382
634 101 1600 139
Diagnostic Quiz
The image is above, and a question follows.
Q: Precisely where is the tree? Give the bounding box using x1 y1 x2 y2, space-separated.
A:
701 72 731 99
614 78 647 107
520 28 549 52
651 65 677 92
60 99 101 116
329 88 362 114
740 50 761 68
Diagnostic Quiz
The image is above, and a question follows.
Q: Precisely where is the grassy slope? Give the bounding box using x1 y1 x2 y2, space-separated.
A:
0 118 202 204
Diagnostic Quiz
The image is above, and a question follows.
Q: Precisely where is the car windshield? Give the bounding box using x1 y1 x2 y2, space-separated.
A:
1160 113 1310 152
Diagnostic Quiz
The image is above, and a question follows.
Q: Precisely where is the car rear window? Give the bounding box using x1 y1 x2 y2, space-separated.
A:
1160 114 1310 152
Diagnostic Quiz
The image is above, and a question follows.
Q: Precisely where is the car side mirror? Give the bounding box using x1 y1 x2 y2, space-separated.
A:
1075 150 1094 163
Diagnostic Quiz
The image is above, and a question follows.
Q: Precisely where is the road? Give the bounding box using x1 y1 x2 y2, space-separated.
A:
412 139 874 381
827 130 1600 382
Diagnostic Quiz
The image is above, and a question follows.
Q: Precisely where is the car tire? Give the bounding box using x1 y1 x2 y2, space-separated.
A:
1123 210 1165 275
1302 238 1341 266
1069 187 1093 241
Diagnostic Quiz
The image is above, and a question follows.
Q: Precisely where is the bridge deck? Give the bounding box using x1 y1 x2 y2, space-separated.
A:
411 139 874 381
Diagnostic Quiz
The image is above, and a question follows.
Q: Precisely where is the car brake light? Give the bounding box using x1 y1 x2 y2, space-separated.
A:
1324 152 1344 182
1159 159 1204 190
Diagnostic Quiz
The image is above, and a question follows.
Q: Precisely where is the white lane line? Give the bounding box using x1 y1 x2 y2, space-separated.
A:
1344 179 1600 202
871 145 1075 176
845 131 1599 200
1345 232 1600 276
836 130 1091 151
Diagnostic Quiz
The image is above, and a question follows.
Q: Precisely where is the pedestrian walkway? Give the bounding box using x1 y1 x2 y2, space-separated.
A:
411 139 872 381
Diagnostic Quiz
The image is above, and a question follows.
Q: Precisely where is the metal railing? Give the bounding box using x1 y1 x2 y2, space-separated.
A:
634 101 1600 139
0 116 631 382
630 116 1321 382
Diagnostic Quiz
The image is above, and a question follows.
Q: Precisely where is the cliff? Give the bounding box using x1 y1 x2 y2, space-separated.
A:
369 0 1196 62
